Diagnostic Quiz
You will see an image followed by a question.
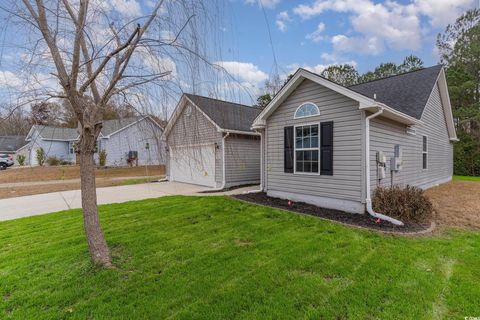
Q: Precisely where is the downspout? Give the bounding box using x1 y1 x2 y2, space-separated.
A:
210 132 230 191
365 107 404 226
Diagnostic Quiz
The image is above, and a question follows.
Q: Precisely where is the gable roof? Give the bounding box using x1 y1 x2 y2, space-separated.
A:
26 116 162 141
164 93 262 137
253 68 422 129
27 125 78 141
184 94 262 133
101 116 144 137
348 65 443 120
0 136 28 152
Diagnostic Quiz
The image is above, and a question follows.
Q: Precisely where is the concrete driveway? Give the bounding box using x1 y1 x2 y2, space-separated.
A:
0 182 259 221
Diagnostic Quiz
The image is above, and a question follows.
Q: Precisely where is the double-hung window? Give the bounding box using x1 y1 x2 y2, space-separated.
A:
295 124 319 173
422 135 428 169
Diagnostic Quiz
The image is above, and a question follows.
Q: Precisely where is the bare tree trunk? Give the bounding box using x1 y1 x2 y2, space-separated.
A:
79 148 112 267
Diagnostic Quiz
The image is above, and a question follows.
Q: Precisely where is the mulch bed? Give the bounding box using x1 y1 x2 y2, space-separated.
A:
234 192 432 234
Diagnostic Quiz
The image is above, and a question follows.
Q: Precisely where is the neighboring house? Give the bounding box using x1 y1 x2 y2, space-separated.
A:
252 65 457 215
0 136 29 164
163 94 262 188
23 116 165 166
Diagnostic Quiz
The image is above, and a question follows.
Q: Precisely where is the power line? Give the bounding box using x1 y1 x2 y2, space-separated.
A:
259 1 279 77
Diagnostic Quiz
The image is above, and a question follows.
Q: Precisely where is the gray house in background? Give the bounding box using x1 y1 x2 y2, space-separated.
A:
23 116 165 166
163 94 262 188
0 136 28 154
252 65 457 217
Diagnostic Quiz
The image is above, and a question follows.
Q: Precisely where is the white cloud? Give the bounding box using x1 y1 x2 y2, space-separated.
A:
414 0 475 27
107 0 142 17
306 22 326 42
245 0 281 9
276 11 292 32
286 58 357 76
292 0 476 54
0 71 23 88
331 34 384 54
215 61 268 85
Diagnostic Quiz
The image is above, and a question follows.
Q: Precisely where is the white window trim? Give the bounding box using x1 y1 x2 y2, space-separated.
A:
294 102 320 119
293 122 320 175
69 141 76 154
422 135 428 170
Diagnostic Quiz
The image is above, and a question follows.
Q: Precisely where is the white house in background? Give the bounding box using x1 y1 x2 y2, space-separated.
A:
23 116 166 166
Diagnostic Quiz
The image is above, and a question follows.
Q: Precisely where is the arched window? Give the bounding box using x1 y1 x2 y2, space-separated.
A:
294 102 320 119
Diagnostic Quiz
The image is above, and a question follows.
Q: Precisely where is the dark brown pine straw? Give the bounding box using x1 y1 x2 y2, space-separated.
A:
234 193 432 233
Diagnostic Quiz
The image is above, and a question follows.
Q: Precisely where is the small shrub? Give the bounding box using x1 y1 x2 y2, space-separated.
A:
372 185 433 223
60 160 72 166
99 150 107 167
46 156 61 166
36 148 45 166
16 154 26 166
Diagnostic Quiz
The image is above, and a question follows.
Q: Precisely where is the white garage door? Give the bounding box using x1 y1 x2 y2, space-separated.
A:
170 144 216 187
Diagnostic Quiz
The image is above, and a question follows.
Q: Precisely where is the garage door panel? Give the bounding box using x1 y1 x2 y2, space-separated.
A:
170 144 216 187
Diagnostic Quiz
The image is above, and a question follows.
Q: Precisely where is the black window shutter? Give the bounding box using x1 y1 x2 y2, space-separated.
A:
320 121 333 175
284 126 294 173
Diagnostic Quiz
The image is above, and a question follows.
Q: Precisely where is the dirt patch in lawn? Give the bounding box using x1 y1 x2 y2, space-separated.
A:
0 165 165 183
0 177 162 199
234 193 431 233
425 180 480 229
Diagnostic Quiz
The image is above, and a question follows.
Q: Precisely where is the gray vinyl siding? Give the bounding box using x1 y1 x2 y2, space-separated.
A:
370 82 453 189
265 79 363 202
102 118 165 166
224 135 261 187
166 102 223 186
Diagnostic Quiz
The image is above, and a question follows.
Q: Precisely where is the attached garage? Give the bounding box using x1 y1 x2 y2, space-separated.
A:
164 93 262 189
169 144 216 187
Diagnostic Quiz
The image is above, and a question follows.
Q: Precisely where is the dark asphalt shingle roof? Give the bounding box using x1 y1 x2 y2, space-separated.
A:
32 117 146 140
185 94 262 132
101 117 143 136
348 65 443 119
33 125 79 140
0 136 28 152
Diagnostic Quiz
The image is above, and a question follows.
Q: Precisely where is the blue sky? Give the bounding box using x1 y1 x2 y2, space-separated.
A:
0 0 478 110
216 0 478 89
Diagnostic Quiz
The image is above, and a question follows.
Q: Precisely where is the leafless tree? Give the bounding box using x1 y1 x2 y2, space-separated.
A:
0 0 222 267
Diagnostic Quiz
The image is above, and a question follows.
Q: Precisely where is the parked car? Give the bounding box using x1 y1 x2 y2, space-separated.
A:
0 154 14 170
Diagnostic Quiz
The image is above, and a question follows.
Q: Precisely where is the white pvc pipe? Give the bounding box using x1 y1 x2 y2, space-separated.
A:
365 108 404 226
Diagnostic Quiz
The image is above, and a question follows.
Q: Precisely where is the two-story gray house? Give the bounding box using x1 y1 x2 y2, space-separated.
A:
252 65 457 225
22 116 165 166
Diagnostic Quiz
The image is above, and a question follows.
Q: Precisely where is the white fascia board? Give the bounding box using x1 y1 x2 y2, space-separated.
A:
162 96 187 138
253 68 422 127
437 68 458 141
25 126 37 141
162 95 222 139
104 116 146 138
219 129 261 136
359 103 423 125
106 115 164 138
184 96 223 132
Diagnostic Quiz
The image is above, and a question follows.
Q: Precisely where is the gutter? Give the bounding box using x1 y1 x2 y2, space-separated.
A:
365 107 404 226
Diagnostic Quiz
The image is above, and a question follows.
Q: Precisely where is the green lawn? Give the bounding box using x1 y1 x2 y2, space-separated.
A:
454 175 480 182
1 196 479 319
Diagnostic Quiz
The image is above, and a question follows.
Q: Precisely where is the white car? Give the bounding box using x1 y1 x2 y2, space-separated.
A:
0 154 14 170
